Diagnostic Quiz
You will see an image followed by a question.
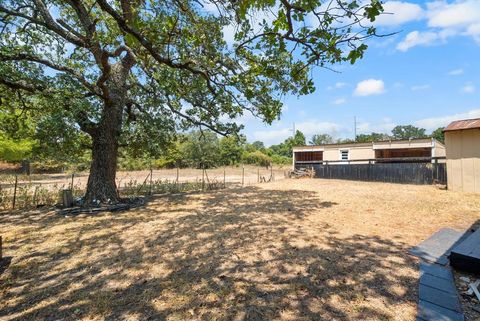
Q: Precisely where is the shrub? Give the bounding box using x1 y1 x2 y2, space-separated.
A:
242 151 272 167
117 157 151 171
270 154 291 165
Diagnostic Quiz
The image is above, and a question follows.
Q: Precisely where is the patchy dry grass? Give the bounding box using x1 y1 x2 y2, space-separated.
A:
1 179 479 321
0 165 287 191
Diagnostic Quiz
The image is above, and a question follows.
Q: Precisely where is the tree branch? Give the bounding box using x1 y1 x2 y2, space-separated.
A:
96 0 218 96
0 77 45 93
0 53 103 97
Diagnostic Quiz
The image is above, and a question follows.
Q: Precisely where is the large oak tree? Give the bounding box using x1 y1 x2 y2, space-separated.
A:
0 0 383 205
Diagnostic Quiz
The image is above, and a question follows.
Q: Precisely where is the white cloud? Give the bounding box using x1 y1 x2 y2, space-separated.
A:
327 82 347 90
396 30 444 51
411 84 431 91
427 0 480 29
356 117 396 134
415 108 480 130
253 128 292 144
375 1 424 26
462 84 476 93
394 1 480 51
253 120 341 145
332 98 347 105
466 23 480 43
296 121 341 137
354 79 385 96
448 68 464 76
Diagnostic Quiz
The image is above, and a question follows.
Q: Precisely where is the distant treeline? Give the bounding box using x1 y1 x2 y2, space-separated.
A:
120 131 296 170
0 122 444 172
309 125 444 145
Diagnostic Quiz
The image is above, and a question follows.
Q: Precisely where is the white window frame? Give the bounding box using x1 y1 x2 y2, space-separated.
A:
340 149 349 162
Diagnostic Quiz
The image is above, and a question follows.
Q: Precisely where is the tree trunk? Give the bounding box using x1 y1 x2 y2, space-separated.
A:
84 123 120 205
82 61 132 206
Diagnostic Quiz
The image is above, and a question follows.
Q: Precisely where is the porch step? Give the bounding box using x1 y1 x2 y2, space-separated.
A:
450 228 480 274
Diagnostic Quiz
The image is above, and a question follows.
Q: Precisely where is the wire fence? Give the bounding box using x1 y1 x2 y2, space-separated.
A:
0 165 285 211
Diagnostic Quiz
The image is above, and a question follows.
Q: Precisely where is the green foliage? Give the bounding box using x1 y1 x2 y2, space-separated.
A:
336 138 356 144
251 141 266 151
309 134 334 145
0 88 92 168
431 127 445 143
391 125 427 140
0 88 37 161
0 134 35 162
269 130 306 157
355 132 391 143
118 154 152 171
33 114 92 164
270 154 292 165
146 130 294 169
153 141 184 169
242 150 272 167
180 131 220 169
219 136 245 166
290 130 307 146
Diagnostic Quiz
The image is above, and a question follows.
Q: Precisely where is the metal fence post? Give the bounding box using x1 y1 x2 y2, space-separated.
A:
223 167 226 188
33 186 39 207
242 165 245 186
149 166 153 195
12 175 18 209
202 166 205 190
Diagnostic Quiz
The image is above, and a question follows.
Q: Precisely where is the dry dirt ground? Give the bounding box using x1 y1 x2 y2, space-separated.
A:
1 179 479 321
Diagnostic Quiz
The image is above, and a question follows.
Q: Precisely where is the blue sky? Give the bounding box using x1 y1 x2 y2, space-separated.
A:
233 0 480 145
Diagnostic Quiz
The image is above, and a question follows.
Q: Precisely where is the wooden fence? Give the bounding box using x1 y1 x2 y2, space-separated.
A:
295 158 447 185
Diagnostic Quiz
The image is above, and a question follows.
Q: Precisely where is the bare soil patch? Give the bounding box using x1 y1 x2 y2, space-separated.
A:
1 179 479 321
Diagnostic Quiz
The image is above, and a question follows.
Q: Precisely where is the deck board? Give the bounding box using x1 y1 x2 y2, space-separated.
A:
417 258 465 320
418 300 465 321
410 228 469 265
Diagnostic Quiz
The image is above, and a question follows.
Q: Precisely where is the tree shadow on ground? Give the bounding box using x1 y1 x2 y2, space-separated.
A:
0 186 417 321
0 256 11 277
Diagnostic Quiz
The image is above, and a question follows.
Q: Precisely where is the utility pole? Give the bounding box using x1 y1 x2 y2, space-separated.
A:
292 122 296 137
354 116 357 142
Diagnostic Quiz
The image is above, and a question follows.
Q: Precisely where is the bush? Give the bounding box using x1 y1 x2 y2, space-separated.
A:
117 157 151 171
270 154 291 165
31 160 67 173
153 157 178 169
242 151 272 167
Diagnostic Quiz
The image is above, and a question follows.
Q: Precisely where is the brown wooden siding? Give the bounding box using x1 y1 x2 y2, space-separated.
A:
295 151 323 162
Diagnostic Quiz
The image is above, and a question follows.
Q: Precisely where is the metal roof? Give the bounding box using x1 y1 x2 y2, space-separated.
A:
444 118 480 132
